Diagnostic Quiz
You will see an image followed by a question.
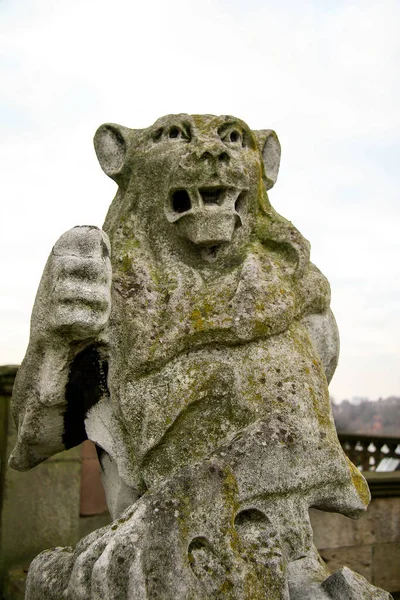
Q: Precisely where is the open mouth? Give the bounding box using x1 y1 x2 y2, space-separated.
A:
199 187 226 206
170 187 232 215
167 185 246 248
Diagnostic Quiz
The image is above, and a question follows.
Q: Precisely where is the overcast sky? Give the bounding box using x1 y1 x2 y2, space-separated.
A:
1 0 399 401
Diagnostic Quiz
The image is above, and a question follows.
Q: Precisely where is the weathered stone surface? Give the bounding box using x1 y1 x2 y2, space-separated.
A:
287 547 332 599
10 114 391 598
26 459 295 599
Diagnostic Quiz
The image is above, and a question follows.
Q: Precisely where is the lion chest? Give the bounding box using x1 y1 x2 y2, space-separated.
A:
110 252 297 373
110 322 335 491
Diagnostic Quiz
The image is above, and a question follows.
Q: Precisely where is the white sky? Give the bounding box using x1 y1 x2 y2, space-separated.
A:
1 0 399 401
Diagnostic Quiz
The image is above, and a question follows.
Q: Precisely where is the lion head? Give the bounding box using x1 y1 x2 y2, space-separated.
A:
95 114 310 274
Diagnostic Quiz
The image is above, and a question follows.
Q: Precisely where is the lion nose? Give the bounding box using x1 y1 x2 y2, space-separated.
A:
198 143 230 164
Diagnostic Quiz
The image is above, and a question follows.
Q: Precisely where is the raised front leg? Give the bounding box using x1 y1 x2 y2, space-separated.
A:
10 226 112 470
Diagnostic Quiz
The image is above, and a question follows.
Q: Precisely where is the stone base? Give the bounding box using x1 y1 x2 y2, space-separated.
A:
23 458 394 600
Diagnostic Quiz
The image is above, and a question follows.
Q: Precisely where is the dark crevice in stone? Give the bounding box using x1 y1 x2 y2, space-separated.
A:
172 189 191 213
188 536 210 553
169 127 180 138
199 187 225 206
235 508 268 527
200 151 213 161
101 238 110 258
63 345 109 449
152 127 163 142
235 191 246 213
95 444 107 466
200 245 222 262
219 152 230 163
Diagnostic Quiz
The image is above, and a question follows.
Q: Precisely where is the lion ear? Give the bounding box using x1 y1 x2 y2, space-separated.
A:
94 123 131 186
253 129 281 190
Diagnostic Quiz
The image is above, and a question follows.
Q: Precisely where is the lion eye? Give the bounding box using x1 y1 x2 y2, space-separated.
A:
169 127 181 139
221 128 243 146
151 124 191 143
167 125 191 142
152 128 164 142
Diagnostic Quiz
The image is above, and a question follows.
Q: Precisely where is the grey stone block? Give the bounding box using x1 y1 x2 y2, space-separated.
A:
322 566 393 599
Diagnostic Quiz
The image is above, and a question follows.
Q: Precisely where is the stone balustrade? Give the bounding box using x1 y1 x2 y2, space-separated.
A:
338 433 400 472
338 433 400 498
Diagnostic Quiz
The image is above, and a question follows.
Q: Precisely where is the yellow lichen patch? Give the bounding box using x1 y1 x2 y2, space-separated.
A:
346 457 371 506
190 309 204 331
218 578 234 596
308 384 334 431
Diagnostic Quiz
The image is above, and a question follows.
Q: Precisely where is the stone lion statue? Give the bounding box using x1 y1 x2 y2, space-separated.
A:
10 115 392 599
